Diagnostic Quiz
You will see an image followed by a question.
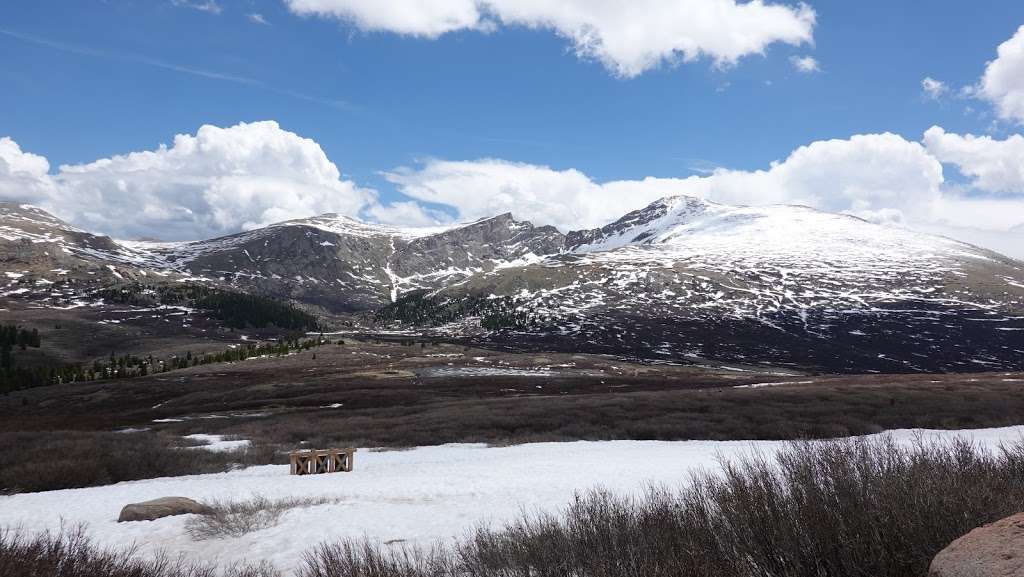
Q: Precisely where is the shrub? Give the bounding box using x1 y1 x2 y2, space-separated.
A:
299 435 1024 577
302 542 456 577
0 526 280 577
0 431 277 494
187 495 339 540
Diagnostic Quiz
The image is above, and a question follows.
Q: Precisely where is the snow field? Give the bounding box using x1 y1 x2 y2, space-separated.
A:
1 426 1023 574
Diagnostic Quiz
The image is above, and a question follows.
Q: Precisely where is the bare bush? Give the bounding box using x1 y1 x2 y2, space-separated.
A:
302 541 456 577
298 436 1024 577
0 431 279 494
187 495 340 540
0 525 280 577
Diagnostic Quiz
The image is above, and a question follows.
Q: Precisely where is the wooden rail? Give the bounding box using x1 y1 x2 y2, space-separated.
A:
288 448 356 475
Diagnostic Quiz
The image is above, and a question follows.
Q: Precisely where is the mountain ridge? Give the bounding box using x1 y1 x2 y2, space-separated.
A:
2 197 1022 373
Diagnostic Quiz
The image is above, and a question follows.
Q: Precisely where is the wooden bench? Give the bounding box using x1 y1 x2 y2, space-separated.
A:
288 448 356 475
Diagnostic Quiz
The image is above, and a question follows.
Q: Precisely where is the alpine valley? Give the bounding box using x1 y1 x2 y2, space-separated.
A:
2 195 1022 374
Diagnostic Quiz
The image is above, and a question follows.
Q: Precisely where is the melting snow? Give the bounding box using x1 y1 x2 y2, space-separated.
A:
0 427 1022 575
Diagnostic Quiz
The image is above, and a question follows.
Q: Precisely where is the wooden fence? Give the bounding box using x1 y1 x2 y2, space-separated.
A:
288 448 356 475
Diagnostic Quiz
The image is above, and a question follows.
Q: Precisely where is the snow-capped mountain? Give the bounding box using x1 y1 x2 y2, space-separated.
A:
0 202 563 311
0 203 167 298
392 197 1024 372
2 197 1022 373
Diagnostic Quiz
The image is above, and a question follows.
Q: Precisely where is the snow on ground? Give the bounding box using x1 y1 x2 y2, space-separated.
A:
183 434 251 452
1 427 1023 574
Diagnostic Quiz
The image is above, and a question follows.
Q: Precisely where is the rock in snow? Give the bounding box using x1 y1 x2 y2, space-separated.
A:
930 512 1024 577
117 496 212 523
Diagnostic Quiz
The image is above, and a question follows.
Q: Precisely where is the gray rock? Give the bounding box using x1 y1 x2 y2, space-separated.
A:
929 512 1024 577
117 496 212 522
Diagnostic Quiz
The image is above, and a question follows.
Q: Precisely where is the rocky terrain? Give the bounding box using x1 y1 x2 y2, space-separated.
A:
2 197 1023 373
413 197 1024 372
0 203 562 312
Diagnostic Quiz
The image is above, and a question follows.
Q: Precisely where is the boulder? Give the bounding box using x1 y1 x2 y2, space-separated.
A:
117 496 212 523
929 512 1024 577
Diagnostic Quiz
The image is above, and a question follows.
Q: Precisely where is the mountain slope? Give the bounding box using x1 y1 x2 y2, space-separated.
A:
0 203 163 302
385 196 1024 373
0 203 566 311
3 198 1023 373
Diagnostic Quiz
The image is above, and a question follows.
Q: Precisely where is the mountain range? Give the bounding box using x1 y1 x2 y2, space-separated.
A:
2 197 1022 373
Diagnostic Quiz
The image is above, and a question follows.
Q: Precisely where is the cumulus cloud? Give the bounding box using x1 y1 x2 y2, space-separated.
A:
385 131 1024 258
0 122 416 241
0 137 58 205
248 13 270 25
385 160 609 232
765 133 944 219
3 122 1023 258
285 0 816 77
790 55 820 73
921 77 948 100
0 138 50 182
917 195 1024 258
364 200 451 228
387 133 943 231
52 121 383 240
978 25 1024 123
923 126 1024 194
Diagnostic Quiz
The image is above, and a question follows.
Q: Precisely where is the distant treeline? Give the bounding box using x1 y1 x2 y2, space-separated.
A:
0 333 335 394
0 284 326 393
0 324 40 353
95 283 321 331
375 290 560 331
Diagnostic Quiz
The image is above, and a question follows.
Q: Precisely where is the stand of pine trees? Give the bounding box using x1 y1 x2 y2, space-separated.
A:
95 283 321 331
0 324 46 391
375 291 554 331
1 282 328 394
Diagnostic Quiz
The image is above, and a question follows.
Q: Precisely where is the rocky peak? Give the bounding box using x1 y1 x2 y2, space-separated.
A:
0 203 129 258
391 213 565 278
565 195 716 251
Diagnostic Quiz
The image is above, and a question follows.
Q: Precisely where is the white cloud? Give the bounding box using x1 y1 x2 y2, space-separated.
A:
756 133 943 219
285 0 484 38
790 55 820 73
4 123 1023 258
0 122 402 241
917 195 1024 258
923 126 1024 194
52 121 383 240
0 137 50 180
921 76 948 99
978 25 1024 123
388 133 943 231
285 0 816 77
171 0 223 14
364 200 450 227
248 13 270 25
385 132 1024 258
385 159 638 232
0 137 58 205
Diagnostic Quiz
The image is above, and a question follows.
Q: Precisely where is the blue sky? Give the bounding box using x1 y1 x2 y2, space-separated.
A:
2 1 1024 257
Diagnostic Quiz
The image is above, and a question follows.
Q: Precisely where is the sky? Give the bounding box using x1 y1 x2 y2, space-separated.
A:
1 1 1024 258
